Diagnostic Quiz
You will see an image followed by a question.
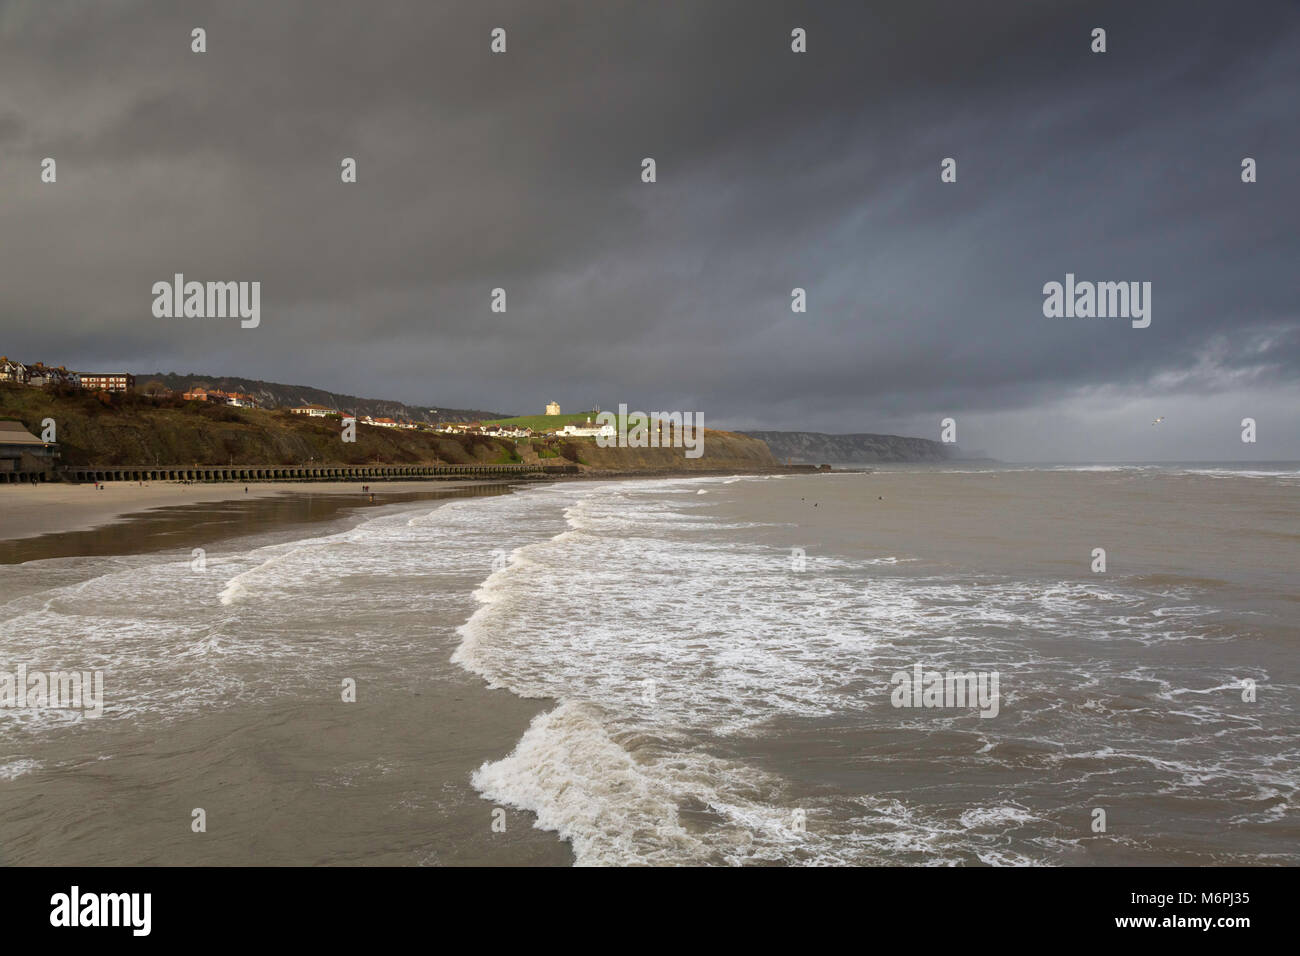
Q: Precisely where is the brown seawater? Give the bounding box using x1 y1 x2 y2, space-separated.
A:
2 466 1296 865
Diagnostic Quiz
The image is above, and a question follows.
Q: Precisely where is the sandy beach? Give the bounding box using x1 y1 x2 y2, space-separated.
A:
0 480 498 542
0 479 527 566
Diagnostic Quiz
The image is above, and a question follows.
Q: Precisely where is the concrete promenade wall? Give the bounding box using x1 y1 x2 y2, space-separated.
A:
28 462 578 484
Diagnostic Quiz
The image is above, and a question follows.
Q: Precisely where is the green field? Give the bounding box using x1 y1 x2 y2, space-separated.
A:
480 410 601 431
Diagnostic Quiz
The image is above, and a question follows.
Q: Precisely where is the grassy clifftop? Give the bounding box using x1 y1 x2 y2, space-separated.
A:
0 385 519 467
481 411 599 430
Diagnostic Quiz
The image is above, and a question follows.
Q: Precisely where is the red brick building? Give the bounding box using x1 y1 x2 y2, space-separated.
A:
80 373 136 392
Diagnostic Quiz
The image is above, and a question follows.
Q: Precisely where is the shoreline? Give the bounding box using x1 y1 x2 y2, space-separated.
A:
0 468 798 563
0 478 576 866
0 480 515 564
0 468 789 863
0 479 509 541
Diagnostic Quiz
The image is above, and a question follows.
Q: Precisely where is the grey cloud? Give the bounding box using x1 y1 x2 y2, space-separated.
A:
0 0 1296 460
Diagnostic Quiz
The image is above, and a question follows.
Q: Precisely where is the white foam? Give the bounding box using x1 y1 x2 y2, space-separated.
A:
449 475 1292 864
3 472 1289 864
0 758 41 780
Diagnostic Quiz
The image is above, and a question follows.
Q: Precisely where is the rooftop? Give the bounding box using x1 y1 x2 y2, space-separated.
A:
0 421 49 445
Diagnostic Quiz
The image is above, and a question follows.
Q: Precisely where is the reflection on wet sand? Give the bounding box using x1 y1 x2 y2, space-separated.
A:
0 483 513 565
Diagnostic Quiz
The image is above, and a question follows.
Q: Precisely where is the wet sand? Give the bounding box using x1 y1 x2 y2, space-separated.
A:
0 480 512 565
1 480 354 540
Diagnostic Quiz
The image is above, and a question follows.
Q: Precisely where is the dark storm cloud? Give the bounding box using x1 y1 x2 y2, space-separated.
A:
1 0 1296 459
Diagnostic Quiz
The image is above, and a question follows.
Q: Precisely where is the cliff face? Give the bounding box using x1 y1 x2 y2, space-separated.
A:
0 385 518 466
741 430 955 464
575 429 783 473
1 386 789 474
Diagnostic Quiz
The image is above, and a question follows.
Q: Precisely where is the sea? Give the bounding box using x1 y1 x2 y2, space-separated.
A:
1 463 1296 865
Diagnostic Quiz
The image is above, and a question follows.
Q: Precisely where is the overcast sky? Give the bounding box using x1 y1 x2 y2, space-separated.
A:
1 0 1296 461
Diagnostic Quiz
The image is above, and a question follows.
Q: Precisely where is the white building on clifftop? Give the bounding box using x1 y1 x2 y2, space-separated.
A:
558 417 615 439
